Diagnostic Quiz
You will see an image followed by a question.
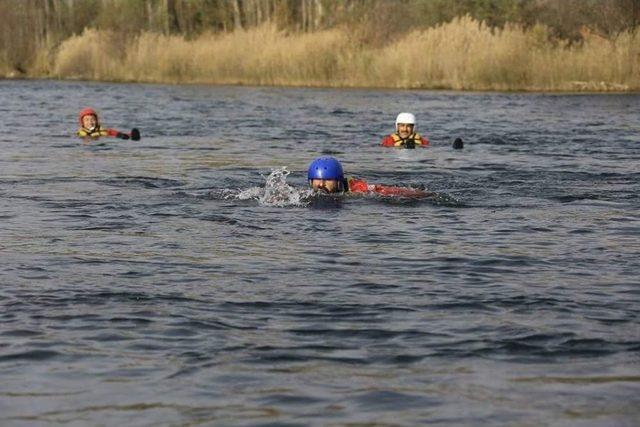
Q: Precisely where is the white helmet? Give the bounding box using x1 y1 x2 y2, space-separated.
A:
395 112 416 129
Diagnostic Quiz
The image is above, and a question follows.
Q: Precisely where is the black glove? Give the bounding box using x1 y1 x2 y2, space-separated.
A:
116 132 130 140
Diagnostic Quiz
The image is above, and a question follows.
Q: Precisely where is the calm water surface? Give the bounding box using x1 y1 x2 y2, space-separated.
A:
0 80 639 426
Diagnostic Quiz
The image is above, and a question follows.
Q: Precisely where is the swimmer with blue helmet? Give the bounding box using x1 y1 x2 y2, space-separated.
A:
308 156 349 193
308 156 430 197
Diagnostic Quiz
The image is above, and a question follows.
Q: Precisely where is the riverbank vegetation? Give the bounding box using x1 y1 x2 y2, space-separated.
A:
1 0 639 91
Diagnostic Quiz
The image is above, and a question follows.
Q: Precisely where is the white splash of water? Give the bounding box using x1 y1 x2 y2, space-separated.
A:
233 167 313 207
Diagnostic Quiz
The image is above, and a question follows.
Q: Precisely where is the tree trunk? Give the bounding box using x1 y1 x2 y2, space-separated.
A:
232 0 242 30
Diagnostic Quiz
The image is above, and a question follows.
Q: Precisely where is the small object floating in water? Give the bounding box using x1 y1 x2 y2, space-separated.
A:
452 137 464 149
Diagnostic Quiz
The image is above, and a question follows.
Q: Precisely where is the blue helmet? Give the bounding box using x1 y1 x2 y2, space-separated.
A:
307 157 344 181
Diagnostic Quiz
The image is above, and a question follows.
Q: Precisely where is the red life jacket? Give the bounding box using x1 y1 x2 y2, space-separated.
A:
345 177 370 193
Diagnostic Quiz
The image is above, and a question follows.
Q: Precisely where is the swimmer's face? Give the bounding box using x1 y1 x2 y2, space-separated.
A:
397 123 414 139
82 114 97 130
310 179 341 193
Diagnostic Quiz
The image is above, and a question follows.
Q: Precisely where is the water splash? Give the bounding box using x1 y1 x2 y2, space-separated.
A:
224 168 461 207
234 167 312 207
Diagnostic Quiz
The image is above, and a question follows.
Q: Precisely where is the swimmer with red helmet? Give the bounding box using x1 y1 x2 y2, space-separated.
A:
381 112 429 149
308 156 431 197
76 107 140 141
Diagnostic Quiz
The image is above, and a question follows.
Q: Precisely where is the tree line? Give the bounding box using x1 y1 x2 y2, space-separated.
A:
1 0 638 75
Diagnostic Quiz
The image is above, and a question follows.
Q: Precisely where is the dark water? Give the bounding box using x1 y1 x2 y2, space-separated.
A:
0 79 639 426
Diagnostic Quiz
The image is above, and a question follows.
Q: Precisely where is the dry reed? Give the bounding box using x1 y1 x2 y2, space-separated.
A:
44 17 640 91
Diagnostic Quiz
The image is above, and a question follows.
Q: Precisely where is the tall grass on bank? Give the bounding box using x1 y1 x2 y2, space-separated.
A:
53 25 349 86
46 17 640 91
367 16 638 91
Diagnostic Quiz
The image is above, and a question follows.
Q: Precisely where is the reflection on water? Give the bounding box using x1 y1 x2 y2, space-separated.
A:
0 80 639 426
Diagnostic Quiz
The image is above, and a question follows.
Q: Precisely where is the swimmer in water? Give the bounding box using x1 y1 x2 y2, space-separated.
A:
380 112 429 149
308 156 431 197
76 107 140 141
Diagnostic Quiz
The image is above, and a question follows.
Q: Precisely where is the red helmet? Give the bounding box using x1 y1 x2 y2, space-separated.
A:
79 107 99 126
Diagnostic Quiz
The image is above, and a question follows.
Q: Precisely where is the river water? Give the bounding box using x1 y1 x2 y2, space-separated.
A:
0 79 639 426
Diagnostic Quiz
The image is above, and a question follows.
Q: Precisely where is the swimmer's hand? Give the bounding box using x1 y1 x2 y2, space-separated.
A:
116 132 130 140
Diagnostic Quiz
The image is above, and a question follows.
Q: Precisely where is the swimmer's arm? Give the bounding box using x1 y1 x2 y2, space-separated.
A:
106 128 131 139
371 184 432 197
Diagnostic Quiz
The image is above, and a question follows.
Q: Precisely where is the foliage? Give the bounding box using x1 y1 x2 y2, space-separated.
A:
0 0 638 90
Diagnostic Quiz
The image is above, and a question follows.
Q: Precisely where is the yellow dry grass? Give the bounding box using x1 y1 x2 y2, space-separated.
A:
46 17 640 91
364 16 638 91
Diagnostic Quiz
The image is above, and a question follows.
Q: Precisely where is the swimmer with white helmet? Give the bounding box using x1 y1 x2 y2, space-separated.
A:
381 112 429 149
